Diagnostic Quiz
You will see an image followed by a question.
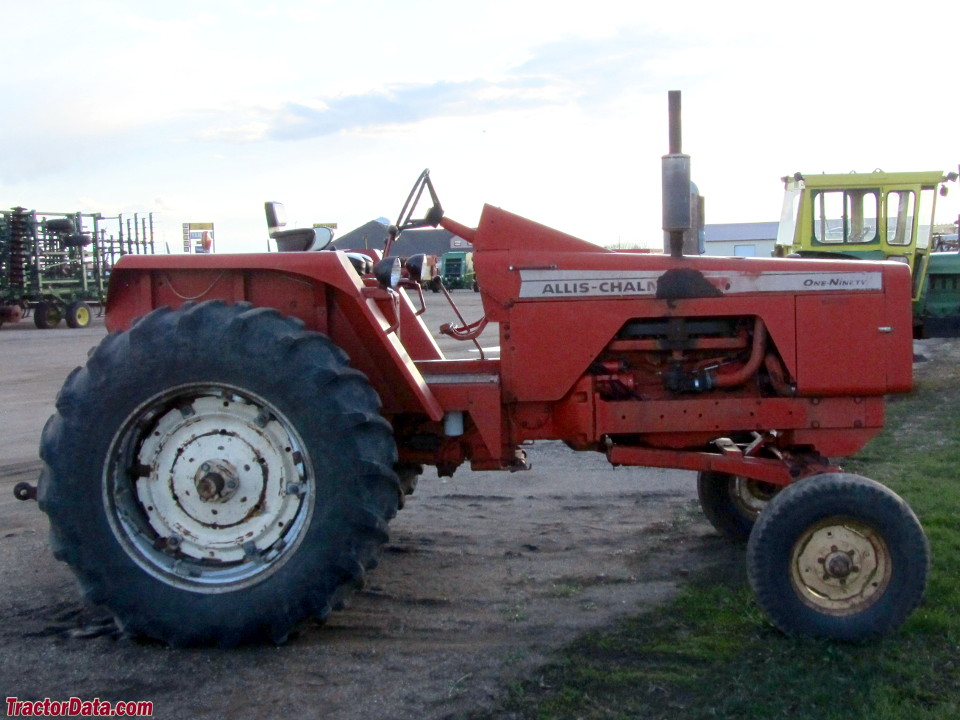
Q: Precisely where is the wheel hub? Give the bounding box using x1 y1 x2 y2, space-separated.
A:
194 460 239 502
824 549 855 580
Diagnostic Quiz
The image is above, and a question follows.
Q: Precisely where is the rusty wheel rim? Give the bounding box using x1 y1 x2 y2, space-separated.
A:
790 517 892 616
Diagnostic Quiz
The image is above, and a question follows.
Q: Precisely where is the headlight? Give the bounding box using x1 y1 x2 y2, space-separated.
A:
374 257 402 288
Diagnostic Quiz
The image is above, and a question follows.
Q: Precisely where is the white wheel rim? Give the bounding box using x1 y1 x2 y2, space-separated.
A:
106 385 314 592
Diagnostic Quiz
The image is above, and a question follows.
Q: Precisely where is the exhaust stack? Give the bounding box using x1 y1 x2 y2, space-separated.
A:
662 90 692 258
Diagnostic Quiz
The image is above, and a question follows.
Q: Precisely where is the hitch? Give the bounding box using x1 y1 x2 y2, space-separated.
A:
14 482 37 501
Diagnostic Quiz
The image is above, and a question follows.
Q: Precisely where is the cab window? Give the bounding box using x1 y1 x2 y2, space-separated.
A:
916 187 935 250
813 189 879 244
885 190 915 246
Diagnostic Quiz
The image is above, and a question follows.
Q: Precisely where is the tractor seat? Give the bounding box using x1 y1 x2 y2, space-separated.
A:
265 201 334 252
273 227 328 252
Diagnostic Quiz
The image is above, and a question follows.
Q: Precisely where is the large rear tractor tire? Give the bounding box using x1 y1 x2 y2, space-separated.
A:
747 473 929 641
39 301 401 647
697 471 779 542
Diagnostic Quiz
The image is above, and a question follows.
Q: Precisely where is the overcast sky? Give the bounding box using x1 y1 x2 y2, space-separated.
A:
2 0 959 252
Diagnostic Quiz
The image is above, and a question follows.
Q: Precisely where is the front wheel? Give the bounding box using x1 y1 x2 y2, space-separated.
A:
39 301 401 646
747 473 929 641
697 471 778 542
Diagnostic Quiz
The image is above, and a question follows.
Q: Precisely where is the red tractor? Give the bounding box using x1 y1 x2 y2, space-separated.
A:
30 96 928 647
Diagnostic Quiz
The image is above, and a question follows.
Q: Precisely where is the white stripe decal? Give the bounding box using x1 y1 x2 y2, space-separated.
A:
517 269 883 299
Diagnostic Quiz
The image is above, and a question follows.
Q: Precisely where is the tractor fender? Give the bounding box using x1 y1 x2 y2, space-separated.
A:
104 252 444 422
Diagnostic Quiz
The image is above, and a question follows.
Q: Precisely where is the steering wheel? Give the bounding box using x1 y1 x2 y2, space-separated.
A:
395 169 444 233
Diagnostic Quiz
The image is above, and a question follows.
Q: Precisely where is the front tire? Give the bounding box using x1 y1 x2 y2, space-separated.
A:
39 301 400 646
697 471 778 542
747 473 929 641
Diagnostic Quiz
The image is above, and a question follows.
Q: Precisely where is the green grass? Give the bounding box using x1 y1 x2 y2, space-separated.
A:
473 355 960 720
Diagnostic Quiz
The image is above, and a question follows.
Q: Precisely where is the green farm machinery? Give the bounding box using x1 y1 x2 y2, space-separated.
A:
0 207 157 329
773 169 960 337
439 249 477 290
